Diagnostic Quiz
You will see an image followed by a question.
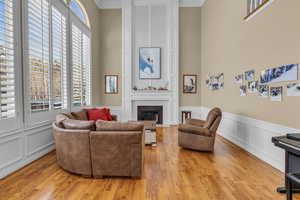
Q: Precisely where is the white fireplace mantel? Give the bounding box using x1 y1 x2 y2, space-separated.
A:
121 0 179 125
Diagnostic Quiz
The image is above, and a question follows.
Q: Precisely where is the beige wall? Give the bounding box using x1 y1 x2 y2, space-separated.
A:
90 7 202 107
179 7 202 106
78 0 102 106
201 0 300 129
98 9 122 106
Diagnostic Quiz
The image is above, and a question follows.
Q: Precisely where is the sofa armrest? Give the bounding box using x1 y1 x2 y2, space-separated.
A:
90 131 144 177
178 124 211 137
186 118 206 127
52 123 92 176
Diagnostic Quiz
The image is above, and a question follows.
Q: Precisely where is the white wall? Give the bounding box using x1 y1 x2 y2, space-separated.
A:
133 4 169 90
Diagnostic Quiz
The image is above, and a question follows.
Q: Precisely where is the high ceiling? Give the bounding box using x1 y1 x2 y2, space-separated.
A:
95 0 206 9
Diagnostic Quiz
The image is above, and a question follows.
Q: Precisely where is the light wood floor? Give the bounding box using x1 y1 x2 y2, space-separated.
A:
0 126 297 200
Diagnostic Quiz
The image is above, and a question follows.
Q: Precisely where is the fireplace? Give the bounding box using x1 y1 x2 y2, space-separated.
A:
137 106 163 124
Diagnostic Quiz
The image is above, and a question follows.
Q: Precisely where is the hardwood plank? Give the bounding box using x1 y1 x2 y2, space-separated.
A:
0 126 296 200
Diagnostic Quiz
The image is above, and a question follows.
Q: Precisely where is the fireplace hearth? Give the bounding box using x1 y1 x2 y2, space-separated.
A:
137 106 163 124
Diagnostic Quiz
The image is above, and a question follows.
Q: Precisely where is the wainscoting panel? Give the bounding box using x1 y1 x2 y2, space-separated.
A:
0 123 55 179
26 126 53 156
0 135 24 170
200 107 299 172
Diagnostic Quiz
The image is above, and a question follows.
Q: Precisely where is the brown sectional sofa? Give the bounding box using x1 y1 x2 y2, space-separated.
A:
53 109 145 178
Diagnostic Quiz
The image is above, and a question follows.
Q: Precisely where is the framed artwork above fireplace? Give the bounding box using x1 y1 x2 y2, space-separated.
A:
139 47 161 79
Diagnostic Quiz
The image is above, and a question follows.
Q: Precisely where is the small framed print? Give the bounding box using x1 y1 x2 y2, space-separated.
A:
105 75 118 94
183 74 197 94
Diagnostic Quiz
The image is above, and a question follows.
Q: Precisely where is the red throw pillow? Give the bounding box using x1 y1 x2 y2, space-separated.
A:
105 108 113 121
87 108 113 121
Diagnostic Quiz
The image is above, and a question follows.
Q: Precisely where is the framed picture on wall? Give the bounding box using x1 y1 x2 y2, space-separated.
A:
105 75 118 94
183 74 197 94
139 47 161 79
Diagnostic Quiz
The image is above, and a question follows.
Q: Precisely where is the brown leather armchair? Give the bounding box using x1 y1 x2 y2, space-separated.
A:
178 108 222 152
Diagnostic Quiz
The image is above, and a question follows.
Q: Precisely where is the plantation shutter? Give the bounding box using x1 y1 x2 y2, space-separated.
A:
82 33 91 106
71 23 91 107
52 6 67 110
0 0 16 119
71 24 82 106
28 0 50 112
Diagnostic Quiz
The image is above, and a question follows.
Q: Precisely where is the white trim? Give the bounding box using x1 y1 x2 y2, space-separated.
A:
200 106 293 172
122 0 133 122
0 122 54 179
179 0 206 7
122 0 179 124
95 0 206 9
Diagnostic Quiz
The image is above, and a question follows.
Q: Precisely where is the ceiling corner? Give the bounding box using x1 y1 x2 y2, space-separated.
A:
180 0 206 7
95 0 122 9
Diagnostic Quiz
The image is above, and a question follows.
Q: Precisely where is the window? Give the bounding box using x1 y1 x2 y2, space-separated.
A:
27 0 69 113
0 0 15 119
22 0 91 120
52 6 67 110
69 0 88 26
71 25 91 106
28 0 50 112
245 0 272 20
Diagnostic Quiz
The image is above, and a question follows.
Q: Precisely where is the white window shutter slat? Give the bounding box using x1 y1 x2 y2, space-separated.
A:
0 0 16 119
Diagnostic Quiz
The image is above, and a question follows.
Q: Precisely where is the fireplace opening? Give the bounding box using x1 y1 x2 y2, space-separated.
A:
137 106 163 124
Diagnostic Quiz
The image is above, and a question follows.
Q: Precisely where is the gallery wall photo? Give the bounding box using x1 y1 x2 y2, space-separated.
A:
260 64 298 84
183 74 197 94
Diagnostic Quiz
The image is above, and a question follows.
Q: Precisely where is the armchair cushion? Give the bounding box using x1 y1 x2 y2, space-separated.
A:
62 119 95 130
186 119 206 127
178 124 211 137
96 120 144 132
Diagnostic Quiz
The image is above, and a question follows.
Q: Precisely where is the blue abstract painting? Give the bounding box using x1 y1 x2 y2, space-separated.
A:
139 48 161 79
260 64 298 84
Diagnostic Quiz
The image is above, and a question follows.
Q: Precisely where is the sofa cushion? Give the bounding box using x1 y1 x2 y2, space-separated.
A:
62 119 95 130
87 108 112 121
178 124 211 137
96 120 144 132
71 110 88 121
56 113 74 128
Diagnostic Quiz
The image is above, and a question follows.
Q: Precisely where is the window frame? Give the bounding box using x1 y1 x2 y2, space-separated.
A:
69 9 91 111
22 0 71 126
22 0 91 126
0 0 23 134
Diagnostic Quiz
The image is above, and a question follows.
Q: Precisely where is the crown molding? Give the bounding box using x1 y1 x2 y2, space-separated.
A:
95 0 122 9
95 0 206 9
179 0 206 7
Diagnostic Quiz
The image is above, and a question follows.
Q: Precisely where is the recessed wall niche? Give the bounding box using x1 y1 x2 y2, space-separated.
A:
133 3 169 90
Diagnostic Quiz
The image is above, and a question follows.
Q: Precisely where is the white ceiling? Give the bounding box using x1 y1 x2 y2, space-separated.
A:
95 0 206 9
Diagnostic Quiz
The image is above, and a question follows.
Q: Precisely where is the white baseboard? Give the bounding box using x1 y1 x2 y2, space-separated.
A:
200 107 299 172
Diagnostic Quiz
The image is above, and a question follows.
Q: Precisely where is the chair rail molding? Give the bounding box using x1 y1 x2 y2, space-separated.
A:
95 0 206 9
200 106 298 172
